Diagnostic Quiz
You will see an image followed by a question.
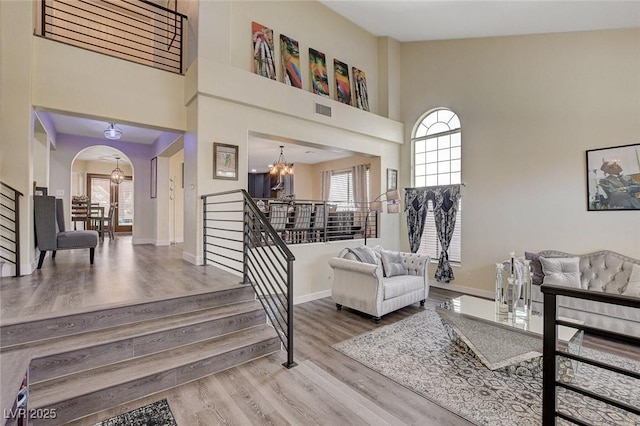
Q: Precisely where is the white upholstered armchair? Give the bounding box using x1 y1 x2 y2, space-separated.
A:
329 246 430 323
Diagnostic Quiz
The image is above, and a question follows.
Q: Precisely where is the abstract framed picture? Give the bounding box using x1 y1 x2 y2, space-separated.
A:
280 34 302 88
214 142 239 180
334 59 351 105
352 67 369 111
586 143 640 211
252 21 276 80
309 48 329 97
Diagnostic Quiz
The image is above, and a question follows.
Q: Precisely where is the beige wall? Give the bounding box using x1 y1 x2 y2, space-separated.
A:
311 155 382 201
169 149 185 243
400 29 640 294
291 163 313 200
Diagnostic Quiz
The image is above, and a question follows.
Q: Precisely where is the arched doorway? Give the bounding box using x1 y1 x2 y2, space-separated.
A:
71 146 134 234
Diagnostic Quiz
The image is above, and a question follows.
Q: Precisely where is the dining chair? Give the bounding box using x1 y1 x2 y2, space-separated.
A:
101 203 116 240
290 203 313 243
268 202 289 242
311 203 326 242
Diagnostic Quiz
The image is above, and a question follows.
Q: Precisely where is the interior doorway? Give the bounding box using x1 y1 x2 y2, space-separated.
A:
87 173 133 232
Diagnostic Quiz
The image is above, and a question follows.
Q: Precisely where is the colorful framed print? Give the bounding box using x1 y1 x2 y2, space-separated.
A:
280 34 302 88
252 21 276 80
334 59 351 105
214 142 239 180
309 48 329 97
586 143 640 210
352 67 369 111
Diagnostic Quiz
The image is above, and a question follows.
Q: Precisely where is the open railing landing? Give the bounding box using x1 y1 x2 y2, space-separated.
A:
202 190 297 368
37 0 187 74
0 182 23 277
541 285 640 425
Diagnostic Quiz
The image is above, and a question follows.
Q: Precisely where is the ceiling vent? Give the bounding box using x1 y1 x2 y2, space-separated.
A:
314 103 332 117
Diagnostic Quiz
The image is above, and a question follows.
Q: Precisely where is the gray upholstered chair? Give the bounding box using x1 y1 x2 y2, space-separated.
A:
34 196 99 268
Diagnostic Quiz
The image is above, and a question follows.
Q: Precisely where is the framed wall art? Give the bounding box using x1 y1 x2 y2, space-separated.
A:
280 34 302 88
352 66 369 111
150 156 157 199
214 142 239 180
586 143 640 211
387 168 398 191
309 48 329 97
334 59 351 105
252 21 276 80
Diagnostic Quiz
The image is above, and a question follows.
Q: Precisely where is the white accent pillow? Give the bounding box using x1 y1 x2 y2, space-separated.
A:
540 256 582 289
622 264 640 298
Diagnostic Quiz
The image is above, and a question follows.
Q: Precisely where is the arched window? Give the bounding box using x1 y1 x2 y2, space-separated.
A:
412 109 462 262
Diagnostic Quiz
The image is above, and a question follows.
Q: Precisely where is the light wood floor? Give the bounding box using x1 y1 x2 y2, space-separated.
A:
2 239 638 425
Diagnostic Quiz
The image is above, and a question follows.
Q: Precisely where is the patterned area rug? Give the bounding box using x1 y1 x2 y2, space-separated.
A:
333 309 639 426
92 399 177 426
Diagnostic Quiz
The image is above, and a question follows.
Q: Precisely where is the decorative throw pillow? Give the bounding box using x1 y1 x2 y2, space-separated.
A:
525 252 544 286
540 256 582 289
380 250 407 277
622 264 640 298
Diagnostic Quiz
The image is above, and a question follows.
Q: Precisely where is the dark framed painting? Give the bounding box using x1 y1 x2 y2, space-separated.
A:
309 48 329 97
387 168 398 191
150 156 157 198
586 143 640 211
214 142 238 180
334 59 351 105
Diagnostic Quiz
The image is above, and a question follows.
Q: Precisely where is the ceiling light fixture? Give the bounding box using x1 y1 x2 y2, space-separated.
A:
111 156 125 184
269 145 294 178
104 123 123 140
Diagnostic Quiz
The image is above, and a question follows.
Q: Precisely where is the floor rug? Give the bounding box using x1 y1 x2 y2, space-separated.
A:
92 399 177 426
333 309 639 426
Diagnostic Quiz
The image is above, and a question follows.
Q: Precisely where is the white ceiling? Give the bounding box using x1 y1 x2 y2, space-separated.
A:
319 1 640 42
41 1 640 171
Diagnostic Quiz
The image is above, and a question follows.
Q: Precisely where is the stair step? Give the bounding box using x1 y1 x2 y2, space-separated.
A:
0 285 255 347
29 324 281 425
26 300 267 383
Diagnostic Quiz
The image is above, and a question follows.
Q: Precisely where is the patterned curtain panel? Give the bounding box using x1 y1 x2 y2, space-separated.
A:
404 188 429 253
432 185 461 284
404 185 462 283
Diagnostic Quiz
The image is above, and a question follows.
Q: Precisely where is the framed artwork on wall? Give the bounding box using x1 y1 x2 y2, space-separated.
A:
309 48 329 97
252 21 276 80
280 34 302 88
334 59 351 105
586 143 640 211
352 66 369 111
150 156 157 198
214 142 239 180
387 168 398 191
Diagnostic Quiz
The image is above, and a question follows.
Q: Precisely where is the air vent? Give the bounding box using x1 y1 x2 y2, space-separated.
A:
315 103 332 117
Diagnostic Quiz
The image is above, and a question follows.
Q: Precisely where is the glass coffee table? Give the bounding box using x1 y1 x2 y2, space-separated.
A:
436 295 583 378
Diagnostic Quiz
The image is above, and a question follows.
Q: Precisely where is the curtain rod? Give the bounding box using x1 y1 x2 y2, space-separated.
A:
403 183 466 191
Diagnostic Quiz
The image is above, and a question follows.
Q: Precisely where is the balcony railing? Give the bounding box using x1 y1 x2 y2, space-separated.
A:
38 0 186 74
0 182 23 277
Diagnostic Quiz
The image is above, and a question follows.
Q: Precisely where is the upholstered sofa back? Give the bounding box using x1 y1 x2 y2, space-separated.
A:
538 250 639 294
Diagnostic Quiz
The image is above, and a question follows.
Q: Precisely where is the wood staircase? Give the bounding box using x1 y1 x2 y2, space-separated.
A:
0 285 281 425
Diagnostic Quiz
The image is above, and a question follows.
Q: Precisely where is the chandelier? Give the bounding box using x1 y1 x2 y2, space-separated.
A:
269 145 294 177
111 157 125 184
104 123 123 140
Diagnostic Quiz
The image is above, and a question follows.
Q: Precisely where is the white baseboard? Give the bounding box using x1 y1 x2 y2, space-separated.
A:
132 238 155 245
155 240 171 247
183 251 202 265
430 282 494 299
294 289 332 305
172 238 184 243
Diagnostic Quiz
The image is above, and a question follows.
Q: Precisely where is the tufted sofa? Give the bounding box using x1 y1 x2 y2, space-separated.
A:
328 245 430 323
528 250 640 338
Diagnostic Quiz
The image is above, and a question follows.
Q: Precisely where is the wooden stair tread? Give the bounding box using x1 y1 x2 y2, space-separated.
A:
2 300 264 356
30 324 280 408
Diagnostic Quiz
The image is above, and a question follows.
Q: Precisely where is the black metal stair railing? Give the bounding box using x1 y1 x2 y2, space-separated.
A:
541 284 640 425
39 0 187 74
0 182 24 277
202 190 297 368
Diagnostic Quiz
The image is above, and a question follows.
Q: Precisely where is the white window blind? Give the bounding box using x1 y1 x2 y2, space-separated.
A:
418 199 462 263
329 167 370 210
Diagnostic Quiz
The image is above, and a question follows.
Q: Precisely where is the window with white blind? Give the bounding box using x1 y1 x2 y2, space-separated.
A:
328 167 370 209
413 109 462 263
